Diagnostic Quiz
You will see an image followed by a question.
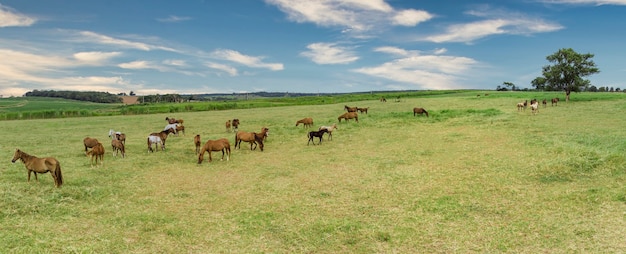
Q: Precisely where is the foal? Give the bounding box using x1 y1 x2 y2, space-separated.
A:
307 129 328 145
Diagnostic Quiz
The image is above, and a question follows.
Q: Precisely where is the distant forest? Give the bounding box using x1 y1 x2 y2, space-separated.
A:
25 90 123 103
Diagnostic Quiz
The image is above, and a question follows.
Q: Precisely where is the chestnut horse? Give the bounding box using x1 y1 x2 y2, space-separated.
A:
344 105 358 112
86 142 105 167
551 97 559 106
357 107 369 114
296 117 313 128
413 107 429 117
11 149 63 188
225 120 232 132
198 138 231 164
338 112 358 122
111 139 125 158
83 137 99 153
194 134 202 154
235 127 268 151
307 129 328 145
166 117 184 125
232 119 240 132
150 129 173 147
147 135 164 152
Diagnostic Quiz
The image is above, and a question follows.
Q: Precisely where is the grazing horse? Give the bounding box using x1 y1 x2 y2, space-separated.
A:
551 97 559 106
194 134 202 154
235 127 268 151
108 129 126 144
166 117 184 125
11 149 63 188
296 117 314 128
307 129 328 145
357 107 369 114
413 107 429 117
380 97 387 102
232 119 240 132
344 105 358 112
147 135 164 152
542 99 547 108
111 139 125 158
198 138 231 164
338 112 358 122
319 123 338 140
225 120 232 132
86 142 105 167
83 137 99 154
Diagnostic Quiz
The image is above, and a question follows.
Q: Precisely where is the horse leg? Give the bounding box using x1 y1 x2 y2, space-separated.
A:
208 150 213 162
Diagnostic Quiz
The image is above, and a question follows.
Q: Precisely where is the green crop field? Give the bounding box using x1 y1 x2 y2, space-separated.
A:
1 91 625 253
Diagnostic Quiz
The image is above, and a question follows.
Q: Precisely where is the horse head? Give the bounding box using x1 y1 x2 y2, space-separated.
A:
11 149 22 163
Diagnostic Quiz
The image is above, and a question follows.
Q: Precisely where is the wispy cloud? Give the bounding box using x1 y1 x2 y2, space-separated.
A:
204 62 238 76
300 42 359 64
157 15 192 23
76 31 179 52
0 4 36 27
73 51 122 65
352 46 478 90
537 0 626 5
210 49 284 71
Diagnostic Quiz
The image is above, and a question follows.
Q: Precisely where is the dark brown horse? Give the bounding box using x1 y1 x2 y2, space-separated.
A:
87 142 105 167
413 107 429 117
175 125 185 136
83 137 99 153
12 149 63 187
111 139 125 158
551 97 559 106
108 129 126 144
150 129 174 147
307 129 328 145
232 119 240 132
542 99 548 108
166 117 184 125
235 127 268 151
338 112 358 122
357 107 369 114
198 138 231 164
194 134 201 154
296 117 313 128
344 105 358 112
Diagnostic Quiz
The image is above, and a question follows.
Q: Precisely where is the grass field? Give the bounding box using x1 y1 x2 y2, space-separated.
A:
1 91 626 253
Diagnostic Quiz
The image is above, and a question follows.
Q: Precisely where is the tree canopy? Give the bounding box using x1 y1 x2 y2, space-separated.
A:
531 48 599 101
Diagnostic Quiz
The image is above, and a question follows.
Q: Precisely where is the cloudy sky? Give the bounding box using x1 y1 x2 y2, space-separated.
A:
0 0 624 96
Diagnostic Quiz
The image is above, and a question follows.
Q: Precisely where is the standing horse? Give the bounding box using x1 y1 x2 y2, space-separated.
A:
111 139 125 158
147 135 164 152
11 149 63 188
108 129 126 144
307 129 328 145
83 137 99 154
175 125 185 136
344 105 358 112
225 120 232 132
413 107 429 117
150 129 173 147
551 98 559 106
338 112 358 122
530 101 539 115
357 107 369 114
164 123 178 135
235 127 268 151
86 142 105 167
296 117 313 128
194 134 202 154
319 123 338 140
542 99 548 108
232 119 240 132
198 138 231 164
166 117 184 125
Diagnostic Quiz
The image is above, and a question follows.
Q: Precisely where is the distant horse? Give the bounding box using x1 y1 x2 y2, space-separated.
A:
194 134 202 154
235 127 268 151
164 123 178 135
225 120 232 132
108 129 126 144
86 142 105 167
413 107 429 117
380 97 387 102
344 105 358 112
11 149 63 188
175 125 185 136
83 137 99 154
147 135 164 152
551 98 559 106
357 107 369 114
296 117 314 128
232 119 240 132
111 139 125 158
517 102 525 111
319 123 338 140
307 129 328 145
198 138 231 164
166 117 184 125
151 129 173 147
530 101 539 115
338 112 358 122
542 99 547 108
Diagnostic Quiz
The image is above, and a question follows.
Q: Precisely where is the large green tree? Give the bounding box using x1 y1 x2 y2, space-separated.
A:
531 48 599 101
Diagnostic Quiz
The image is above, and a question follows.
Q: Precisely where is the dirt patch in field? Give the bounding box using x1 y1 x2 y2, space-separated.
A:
120 96 139 105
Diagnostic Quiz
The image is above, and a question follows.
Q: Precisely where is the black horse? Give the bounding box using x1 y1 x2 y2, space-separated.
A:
307 129 328 145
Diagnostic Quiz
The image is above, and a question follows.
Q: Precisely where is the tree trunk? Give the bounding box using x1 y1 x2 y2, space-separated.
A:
565 90 571 102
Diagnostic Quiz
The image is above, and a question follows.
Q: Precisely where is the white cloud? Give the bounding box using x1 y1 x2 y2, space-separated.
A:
210 49 284 71
353 47 478 90
76 31 179 52
391 9 433 26
157 15 192 23
301 42 359 64
538 0 626 5
0 4 36 27
73 51 122 65
204 62 238 76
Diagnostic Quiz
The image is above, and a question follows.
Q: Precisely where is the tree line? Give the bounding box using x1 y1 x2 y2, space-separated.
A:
25 90 122 103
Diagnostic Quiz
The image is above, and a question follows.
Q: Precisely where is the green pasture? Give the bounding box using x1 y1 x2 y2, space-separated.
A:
1 91 626 253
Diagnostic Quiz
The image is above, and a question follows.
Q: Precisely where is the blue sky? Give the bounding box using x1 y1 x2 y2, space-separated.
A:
0 0 625 97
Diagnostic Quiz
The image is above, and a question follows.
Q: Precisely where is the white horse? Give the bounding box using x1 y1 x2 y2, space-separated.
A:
318 123 338 140
108 129 126 144
164 123 178 135
530 101 539 115
147 135 164 152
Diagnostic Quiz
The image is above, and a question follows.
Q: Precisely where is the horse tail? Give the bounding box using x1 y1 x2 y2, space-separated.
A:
55 160 63 187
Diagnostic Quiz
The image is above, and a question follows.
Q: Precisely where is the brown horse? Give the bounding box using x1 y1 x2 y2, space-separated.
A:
83 137 99 153
150 129 173 147
232 119 240 132
147 135 164 152
357 107 369 114
296 117 313 128
338 112 358 122
542 99 548 108
344 105 358 112
319 123 338 141
235 127 268 151
166 117 184 125
198 138 231 164
551 97 559 106
413 107 429 117
194 134 202 154
175 125 185 136
111 139 125 158
86 142 105 167
225 120 232 132
11 149 63 188
108 129 126 144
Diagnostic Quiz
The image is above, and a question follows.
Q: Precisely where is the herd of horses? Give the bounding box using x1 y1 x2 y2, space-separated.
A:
516 97 560 115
